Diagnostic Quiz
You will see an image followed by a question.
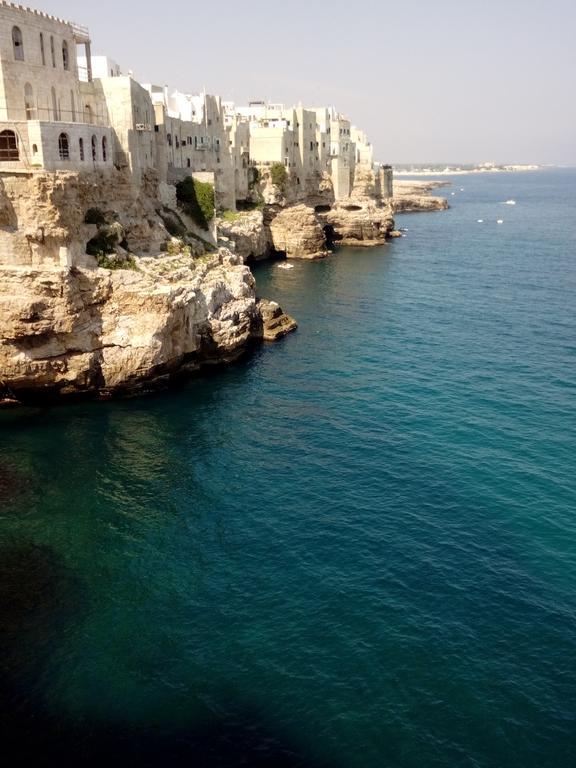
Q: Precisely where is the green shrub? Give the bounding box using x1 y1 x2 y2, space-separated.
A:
96 253 137 270
84 208 106 226
237 199 264 212
220 209 242 222
270 162 287 188
176 177 215 230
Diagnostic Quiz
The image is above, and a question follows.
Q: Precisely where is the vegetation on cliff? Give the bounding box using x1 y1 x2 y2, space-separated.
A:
270 163 287 189
176 177 215 230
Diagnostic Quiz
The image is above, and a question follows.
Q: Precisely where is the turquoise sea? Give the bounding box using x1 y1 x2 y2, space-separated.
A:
1 169 575 767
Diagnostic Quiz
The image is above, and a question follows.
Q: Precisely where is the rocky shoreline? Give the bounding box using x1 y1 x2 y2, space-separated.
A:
0 169 447 406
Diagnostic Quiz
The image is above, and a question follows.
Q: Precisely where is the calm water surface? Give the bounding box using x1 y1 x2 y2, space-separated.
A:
1 169 575 767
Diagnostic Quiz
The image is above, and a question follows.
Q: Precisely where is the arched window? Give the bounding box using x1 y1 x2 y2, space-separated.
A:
70 91 76 122
39 33 45 65
51 87 59 121
50 36 56 67
186 158 191 168
32 143 38 155
167 133 172 147
24 83 35 120
84 104 93 124
12 27 24 60
102 136 107 161
58 133 69 160
79 138 84 161
91 135 97 161
0 130 19 161
62 40 69 70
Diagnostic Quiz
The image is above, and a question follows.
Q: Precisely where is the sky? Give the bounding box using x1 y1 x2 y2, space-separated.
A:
31 0 576 164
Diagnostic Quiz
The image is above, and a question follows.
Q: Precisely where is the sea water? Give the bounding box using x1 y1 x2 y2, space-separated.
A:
1 169 575 767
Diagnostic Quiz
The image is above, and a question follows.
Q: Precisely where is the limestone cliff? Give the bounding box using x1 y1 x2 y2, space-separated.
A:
0 170 296 403
319 202 394 247
392 180 449 213
218 197 394 261
217 210 272 262
0 248 296 403
268 204 329 259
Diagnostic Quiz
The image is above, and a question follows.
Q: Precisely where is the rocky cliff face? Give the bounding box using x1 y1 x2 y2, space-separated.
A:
0 169 169 268
217 210 272 262
320 202 394 247
268 204 329 259
219 199 394 260
392 180 449 213
0 248 296 403
0 170 297 403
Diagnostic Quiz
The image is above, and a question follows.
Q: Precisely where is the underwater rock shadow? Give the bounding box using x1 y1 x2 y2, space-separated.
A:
0 541 339 768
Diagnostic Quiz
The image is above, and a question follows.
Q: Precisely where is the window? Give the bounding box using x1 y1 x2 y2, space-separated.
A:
91 135 97 161
85 104 93 124
51 87 59 121
39 33 45 65
62 41 69 70
58 132 70 160
24 83 35 119
70 91 76 122
12 27 24 60
167 133 172 147
0 130 19 161
50 36 56 67
102 136 107 161
79 137 84 161
175 136 179 148
32 143 38 154
187 158 191 167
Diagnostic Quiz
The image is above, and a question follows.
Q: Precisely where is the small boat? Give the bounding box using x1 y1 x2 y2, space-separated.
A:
277 262 294 270
477 219 483 223
451 192 456 195
460 187 464 191
504 200 516 205
497 219 504 224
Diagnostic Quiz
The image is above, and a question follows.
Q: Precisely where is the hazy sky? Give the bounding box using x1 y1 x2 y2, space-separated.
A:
33 0 575 164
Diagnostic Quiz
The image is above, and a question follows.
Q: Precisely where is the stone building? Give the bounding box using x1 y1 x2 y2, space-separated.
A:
0 2 391 219
0 1 112 172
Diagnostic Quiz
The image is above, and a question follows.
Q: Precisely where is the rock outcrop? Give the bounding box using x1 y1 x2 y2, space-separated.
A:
268 204 329 259
320 201 394 247
0 248 296 402
392 180 449 213
254 299 298 341
217 210 272 262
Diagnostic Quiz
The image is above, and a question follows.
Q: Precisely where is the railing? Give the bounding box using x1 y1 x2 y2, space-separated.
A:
70 22 90 43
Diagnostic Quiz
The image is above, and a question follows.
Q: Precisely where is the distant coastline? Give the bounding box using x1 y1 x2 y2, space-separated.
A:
392 163 544 177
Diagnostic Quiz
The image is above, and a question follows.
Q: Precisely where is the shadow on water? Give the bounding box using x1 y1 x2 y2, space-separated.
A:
0 462 30 505
0 540 338 768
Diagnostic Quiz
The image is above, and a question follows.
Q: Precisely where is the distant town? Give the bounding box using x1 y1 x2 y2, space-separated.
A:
392 162 542 176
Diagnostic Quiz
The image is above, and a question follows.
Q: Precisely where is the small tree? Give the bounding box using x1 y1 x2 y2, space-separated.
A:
270 162 287 189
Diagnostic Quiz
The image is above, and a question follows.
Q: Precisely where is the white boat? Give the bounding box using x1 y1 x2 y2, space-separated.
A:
277 262 294 270
497 219 504 224
477 219 483 223
504 200 516 205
